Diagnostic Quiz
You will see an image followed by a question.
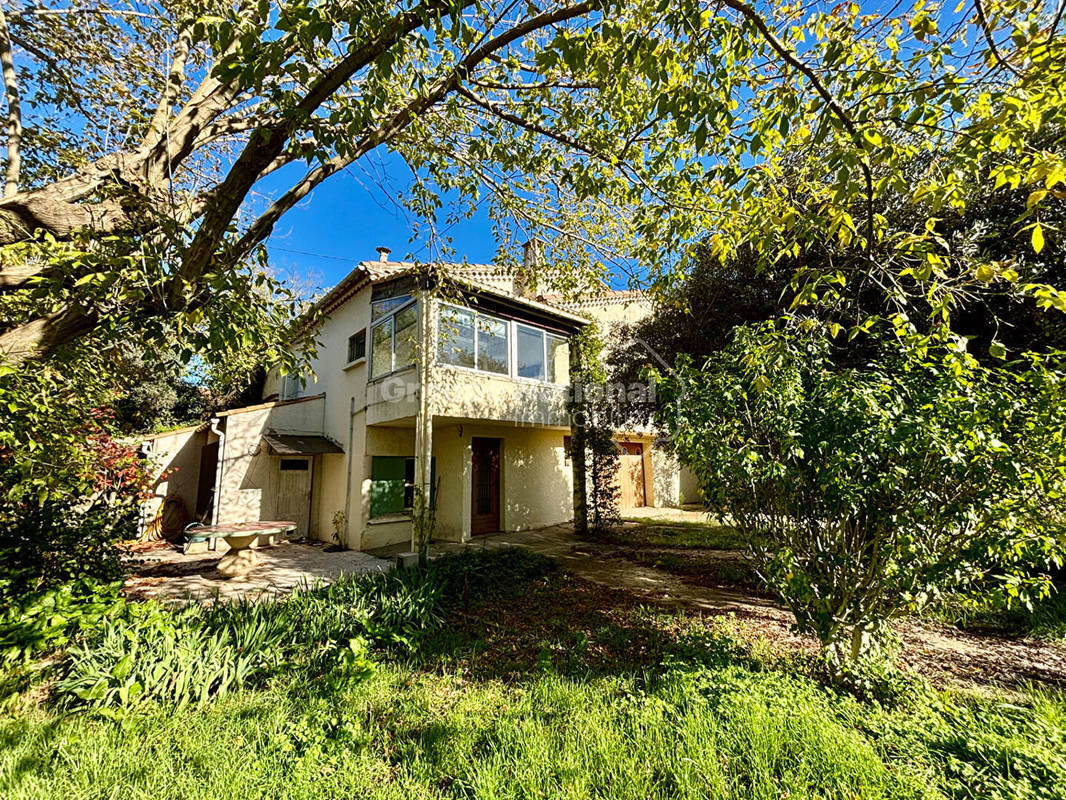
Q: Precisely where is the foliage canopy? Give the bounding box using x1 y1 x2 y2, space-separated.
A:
657 321 1066 668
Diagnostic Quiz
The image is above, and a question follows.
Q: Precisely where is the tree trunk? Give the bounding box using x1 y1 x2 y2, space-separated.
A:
570 346 588 537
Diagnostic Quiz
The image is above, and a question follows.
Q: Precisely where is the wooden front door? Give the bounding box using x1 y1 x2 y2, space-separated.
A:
471 437 501 535
617 442 646 509
277 457 312 537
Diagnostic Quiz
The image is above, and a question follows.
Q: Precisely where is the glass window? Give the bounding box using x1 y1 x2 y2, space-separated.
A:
438 305 475 368
476 315 509 374
547 334 569 384
371 294 411 321
369 456 436 517
517 325 545 380
370 318 393 379
393 304 417 370
347 329 366 363
281 374 301 401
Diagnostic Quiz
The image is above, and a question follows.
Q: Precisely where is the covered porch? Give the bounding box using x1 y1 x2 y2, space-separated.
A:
359 416 575 551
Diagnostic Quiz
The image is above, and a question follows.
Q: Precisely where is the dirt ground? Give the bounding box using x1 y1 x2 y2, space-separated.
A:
447 524 1066 691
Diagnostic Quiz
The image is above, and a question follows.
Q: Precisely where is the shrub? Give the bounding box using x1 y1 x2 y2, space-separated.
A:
0 578 125 665
657 321 1066 675
0 502 136 602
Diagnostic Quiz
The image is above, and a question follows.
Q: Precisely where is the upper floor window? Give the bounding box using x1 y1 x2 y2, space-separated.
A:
517 324 569 383
438 304 510 375
370 295 416 379
347 329 366 365
437 302 568 383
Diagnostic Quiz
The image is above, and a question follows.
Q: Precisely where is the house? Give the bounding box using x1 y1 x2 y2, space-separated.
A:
140 245 698 551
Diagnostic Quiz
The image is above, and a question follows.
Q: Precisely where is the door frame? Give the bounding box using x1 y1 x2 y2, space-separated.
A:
470 437 502 535
276 455 314 538
617 440 648 509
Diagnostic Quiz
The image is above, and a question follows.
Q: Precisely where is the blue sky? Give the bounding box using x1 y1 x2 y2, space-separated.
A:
260 151 498 298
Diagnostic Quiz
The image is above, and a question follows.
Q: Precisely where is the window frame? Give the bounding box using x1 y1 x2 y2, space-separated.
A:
281 373 301 401
369 455 437 518
436 302 569 385
515 322 547 382
345 328 367 367
369 295 417 380
437 302 511 375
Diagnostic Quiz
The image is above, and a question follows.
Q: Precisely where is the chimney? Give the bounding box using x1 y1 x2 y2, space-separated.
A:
522 238 543 271
516 238 545 298
376 246 391 262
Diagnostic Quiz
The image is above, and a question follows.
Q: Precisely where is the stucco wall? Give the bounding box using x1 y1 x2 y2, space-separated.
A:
140 425 205 531
214 396 329 534
679 465 703 506
264 290 373 444
434 421 573 542
431 366 570 427
357 420 574 550
651 443 681 508
358 425 416 550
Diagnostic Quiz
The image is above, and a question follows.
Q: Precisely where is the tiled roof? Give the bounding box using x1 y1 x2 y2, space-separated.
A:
539 289 650 309
314 260 589 325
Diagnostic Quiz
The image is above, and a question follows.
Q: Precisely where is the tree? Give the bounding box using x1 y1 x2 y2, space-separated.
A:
1 0 1064 370
656 321 1066 675
569 323 621 535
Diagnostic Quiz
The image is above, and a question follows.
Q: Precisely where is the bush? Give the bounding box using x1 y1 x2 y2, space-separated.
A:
657 321 1066 674
0 502 136 602
0 578 125 666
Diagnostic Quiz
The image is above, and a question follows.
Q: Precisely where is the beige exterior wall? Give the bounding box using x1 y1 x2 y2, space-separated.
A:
679 465 703 506
214 395 330 534
355 420 574 550
650 443 681 508
140 425 205 528
202 276 683 552
431 366 570 427
358 425 416 550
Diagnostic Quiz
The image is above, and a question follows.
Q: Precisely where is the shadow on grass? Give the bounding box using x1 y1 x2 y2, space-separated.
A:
408 570 800 685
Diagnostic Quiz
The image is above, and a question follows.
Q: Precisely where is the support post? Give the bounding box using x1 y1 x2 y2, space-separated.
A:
412 289 435 558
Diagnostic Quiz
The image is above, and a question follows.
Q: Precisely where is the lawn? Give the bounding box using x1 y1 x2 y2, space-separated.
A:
613 516 749 549
2 550 1065 800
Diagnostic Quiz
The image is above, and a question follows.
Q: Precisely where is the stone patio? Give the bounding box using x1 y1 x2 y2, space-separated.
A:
124 540 391 604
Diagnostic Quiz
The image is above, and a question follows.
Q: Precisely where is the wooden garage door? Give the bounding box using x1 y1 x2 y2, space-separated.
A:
617 442 646 509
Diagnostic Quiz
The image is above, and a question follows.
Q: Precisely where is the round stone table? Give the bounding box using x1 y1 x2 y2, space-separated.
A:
186 521 296 579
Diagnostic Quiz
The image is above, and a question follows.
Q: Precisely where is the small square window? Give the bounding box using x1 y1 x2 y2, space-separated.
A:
347 329 366 364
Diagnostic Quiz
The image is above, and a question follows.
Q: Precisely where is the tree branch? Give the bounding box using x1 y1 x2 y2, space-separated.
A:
719 0 875 254
230 0 601 266
0 7 23 197
144 23 194 149
974 0 1023 79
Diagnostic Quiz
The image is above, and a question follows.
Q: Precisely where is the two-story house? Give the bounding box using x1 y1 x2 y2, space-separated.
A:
139 245 695 551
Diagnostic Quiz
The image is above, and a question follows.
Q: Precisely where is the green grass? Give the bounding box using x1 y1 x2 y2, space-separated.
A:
3 658 1064 799
1 550 1065 800
612 518 749 549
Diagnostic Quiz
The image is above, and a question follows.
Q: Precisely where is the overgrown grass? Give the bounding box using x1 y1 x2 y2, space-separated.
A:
1 548 1065 799
3 654 1064 798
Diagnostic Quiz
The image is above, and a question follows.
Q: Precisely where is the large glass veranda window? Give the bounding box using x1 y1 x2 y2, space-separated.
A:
370 294 417 379
436 301 569 384
438 303 509 375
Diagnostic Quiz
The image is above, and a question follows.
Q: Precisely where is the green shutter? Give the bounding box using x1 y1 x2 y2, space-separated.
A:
370 456 406 517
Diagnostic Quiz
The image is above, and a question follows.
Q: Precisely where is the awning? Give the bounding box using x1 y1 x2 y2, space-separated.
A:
262 433 344 455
